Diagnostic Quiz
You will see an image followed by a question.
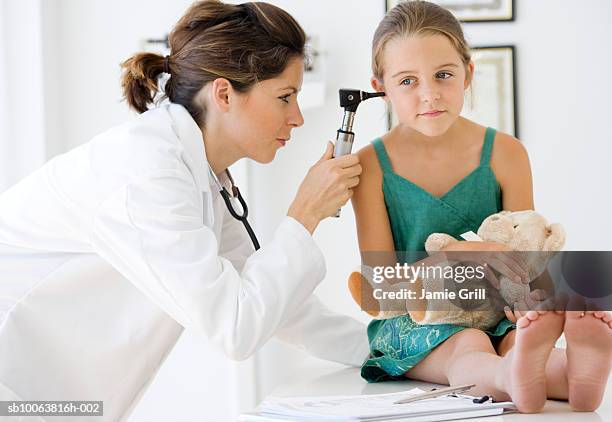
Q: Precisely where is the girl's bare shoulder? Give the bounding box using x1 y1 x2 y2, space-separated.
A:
490 130 530 170
356 139 383 179
463 119 528 164
354 138 386 197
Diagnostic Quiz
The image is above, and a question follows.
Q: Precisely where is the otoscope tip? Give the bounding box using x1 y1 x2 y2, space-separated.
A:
362 91 386 100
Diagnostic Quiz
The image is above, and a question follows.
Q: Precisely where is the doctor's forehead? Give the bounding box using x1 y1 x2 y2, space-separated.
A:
383 34 463 76
261 58 304 92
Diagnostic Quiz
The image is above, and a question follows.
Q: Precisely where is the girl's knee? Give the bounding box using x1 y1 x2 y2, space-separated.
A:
449 329 496 357
495 329 516 356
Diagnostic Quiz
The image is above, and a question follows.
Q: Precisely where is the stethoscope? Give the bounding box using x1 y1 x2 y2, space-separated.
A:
208 164 260 251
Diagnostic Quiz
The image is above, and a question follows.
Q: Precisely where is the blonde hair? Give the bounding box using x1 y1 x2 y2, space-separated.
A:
372 0 471 81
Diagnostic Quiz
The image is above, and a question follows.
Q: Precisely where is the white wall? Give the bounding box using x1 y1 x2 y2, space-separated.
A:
0 0 47 192
0 0 8 190
1 0 611 420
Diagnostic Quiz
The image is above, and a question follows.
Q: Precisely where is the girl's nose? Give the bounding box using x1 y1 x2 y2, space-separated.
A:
420 84 441 104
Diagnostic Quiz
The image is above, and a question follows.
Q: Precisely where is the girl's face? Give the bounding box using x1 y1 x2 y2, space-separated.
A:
229 58 305 163
373 34 473 137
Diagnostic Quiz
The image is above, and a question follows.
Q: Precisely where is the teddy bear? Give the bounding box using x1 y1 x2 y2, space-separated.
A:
348 210 565 330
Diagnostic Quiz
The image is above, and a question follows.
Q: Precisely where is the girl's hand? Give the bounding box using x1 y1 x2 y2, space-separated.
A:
288 142 362 233
479 250 530 289
442 241 530 289
504 289 550 323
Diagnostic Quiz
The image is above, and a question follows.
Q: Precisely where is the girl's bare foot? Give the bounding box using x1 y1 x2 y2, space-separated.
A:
565 309 612 411
499 310 564 413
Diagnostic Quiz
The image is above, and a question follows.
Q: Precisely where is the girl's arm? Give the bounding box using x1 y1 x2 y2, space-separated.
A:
351 144 395 254
350 144 427 318
490 132 555 296
491 132 535 211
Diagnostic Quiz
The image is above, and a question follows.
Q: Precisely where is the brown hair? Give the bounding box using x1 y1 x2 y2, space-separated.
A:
120 0 306 124
372 0 471 81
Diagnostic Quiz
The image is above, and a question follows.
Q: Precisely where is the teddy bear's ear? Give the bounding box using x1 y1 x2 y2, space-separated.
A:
543 223 565 251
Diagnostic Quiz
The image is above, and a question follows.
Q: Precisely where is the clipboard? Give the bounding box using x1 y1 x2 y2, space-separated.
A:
239 387 517 421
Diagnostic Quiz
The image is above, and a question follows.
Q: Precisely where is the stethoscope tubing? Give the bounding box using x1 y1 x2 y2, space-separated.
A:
208 164 261 251
219 186 260 250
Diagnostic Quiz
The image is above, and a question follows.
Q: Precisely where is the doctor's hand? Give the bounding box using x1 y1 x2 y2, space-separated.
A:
288 141 361 234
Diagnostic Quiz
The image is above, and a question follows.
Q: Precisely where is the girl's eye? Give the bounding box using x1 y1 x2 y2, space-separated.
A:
436 72 452 79
400 78 415 86
279 95 291 104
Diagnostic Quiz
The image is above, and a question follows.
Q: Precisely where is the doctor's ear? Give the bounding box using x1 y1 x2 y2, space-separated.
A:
371 77 388 101
208 78 233 112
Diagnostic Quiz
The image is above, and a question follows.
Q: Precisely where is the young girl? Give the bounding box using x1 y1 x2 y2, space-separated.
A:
351 0 612 413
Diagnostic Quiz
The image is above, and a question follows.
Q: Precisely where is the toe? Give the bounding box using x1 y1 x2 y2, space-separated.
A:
525 310 540 321
517 316 531 329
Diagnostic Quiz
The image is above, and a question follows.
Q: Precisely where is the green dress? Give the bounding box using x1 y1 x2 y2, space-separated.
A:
361 127 516 383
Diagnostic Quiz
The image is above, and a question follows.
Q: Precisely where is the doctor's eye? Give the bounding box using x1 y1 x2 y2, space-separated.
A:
436 72 453 79
400 78 416 86
279 94 291 104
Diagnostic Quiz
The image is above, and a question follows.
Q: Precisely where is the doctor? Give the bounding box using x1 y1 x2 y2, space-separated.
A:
0 1 368 420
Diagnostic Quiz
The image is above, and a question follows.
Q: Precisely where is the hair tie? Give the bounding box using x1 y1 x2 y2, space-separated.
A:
163 55 171 74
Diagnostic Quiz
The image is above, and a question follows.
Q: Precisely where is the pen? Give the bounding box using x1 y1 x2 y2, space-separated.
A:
393 384 476 405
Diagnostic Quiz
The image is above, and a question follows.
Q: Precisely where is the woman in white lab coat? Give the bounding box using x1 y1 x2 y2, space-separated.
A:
0 1 368 420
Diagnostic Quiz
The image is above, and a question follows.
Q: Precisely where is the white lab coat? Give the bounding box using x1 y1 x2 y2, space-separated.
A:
0 103 369 421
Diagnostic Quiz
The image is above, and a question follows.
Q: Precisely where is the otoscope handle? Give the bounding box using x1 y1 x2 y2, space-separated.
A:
333 130 355 158
332 89 384 218
332 129 355 217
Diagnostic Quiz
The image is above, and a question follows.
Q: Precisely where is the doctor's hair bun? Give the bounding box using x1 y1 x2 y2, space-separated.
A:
120 0 306 121
120 53 169 114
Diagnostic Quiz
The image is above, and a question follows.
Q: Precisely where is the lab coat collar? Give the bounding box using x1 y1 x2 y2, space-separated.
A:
166 103 212 194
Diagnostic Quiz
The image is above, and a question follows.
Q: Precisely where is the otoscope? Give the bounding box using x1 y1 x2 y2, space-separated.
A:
333 89 386 216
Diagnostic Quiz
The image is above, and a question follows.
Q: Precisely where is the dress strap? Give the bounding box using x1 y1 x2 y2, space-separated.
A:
372 138 393 173
480 127 497 166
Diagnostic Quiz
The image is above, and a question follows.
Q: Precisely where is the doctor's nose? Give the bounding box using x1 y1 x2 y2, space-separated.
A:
288 103 304 128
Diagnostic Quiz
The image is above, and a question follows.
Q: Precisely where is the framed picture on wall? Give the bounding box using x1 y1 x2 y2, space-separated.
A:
385 0 514 23
387 45 518 138
463 45 518 137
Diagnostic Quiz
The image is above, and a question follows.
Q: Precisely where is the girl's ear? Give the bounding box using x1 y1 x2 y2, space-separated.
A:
464 61 475 89
371 76 388 101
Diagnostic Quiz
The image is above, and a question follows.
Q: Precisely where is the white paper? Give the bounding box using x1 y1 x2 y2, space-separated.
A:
256 388 515 421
